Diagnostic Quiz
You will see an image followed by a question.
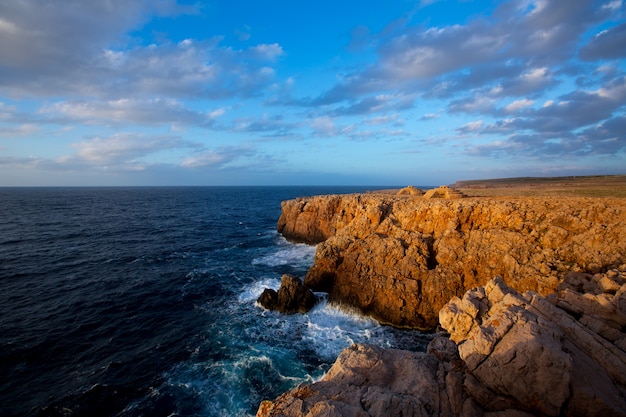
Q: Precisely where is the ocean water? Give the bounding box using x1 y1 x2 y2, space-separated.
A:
0 187 431 417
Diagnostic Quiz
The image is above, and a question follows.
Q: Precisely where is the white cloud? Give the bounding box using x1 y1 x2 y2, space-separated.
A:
0 1 283 100
39 98 218 126
249 43 285 61
0 17 18 34
459 120 484 133
208 108 227 118
505 99 535 112
364 114 402 125
0 124 39 137
421 112 441 121
376 23 505 81
521 67 549 83
307 0 612 110
310 116 337 136
181 146 255 168
71 133 192 164
602 0 623 11
449 96 497 114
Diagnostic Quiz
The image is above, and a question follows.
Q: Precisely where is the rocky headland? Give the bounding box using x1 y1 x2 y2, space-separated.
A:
258 271 626 417
278 193 626 329
258 179 626 416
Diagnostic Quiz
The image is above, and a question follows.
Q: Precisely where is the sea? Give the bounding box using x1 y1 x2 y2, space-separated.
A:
0 186 432 417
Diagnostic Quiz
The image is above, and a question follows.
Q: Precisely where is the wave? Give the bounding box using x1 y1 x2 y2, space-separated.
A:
251 236 317 268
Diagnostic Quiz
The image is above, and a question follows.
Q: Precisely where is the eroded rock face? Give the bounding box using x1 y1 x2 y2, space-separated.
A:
257 274 626 417
440 273 626 417
257 341 469 417
277 194 626 329
258 274 318 314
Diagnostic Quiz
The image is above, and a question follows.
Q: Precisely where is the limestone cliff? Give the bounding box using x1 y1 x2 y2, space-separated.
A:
277 194 626 329
257 269 626 417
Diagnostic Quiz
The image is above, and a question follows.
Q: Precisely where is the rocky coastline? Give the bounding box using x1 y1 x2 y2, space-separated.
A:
278 193 626 329
258 187 626 416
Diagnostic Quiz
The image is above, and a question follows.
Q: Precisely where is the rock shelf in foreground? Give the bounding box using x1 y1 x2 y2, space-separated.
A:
278 194 626 329
257 269 626 417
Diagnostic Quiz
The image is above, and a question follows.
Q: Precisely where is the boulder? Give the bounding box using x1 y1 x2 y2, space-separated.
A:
258 274 317 314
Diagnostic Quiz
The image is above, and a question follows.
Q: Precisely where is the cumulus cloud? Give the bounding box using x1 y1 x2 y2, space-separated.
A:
299 0 617 112
0 1 186 95
1 0 624 184
458 120 484 134
449 96 498 115
0 1 283 99
505 98 535 112
71 133 193 164
39 98 220 126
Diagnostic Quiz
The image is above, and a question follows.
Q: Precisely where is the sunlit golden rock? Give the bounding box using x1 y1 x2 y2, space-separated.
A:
278 194 626 329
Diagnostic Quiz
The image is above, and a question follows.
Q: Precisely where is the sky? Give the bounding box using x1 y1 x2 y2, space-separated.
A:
0 0 625 186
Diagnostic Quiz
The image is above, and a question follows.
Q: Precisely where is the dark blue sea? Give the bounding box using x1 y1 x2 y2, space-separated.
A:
0 187 431 417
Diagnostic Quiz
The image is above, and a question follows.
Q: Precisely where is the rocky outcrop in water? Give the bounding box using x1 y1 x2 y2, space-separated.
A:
277 194 626 329
258 274 317 314
257 269 626 417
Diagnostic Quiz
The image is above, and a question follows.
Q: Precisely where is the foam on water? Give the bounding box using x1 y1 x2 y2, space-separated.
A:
0 187 431 417
300 300 387 360
251 235 317 268
158 235 432 416
238 277 281 303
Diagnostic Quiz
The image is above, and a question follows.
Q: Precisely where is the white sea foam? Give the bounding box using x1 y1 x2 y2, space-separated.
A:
237 277 281 303
251 236 316 268
299 300 388 360
164 344 315 417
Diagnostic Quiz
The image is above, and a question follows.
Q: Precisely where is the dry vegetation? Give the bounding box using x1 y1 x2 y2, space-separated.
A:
453 175 626 198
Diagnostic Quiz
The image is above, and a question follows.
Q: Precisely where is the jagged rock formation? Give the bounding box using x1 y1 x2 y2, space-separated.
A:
439 273 626 416
258 274 317 314
277 194 626 329
257 271 626 417
423 185 466 199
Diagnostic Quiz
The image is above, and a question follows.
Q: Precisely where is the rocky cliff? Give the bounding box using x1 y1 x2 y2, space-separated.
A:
277 194 626 329
257 268 626 417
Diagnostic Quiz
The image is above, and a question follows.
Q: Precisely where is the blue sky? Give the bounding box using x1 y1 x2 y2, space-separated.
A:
0 0 624 186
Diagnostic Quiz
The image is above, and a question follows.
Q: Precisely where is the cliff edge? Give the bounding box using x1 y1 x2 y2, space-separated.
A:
278 194 626 329
257 270 626 417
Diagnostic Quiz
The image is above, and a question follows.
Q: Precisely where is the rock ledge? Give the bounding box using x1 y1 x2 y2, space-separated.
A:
257 268 626 417
277 194 626 329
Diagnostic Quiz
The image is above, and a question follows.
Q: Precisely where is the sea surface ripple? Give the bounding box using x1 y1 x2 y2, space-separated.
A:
0 186 431 417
